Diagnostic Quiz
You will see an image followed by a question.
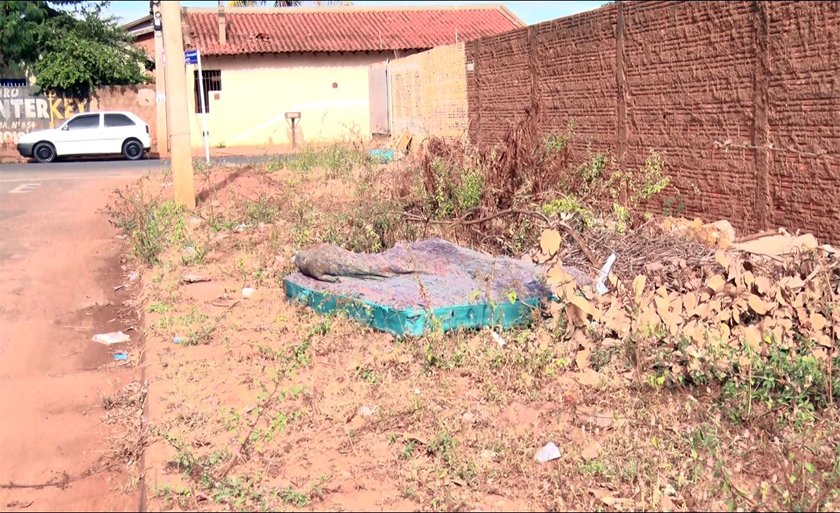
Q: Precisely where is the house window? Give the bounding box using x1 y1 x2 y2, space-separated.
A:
194 70 221 113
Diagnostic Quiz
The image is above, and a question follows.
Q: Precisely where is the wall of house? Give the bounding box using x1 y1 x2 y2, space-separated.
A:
132 32 155 58
465 1 840 242
186 52 394 149
389 43 468 139
0 85 158 151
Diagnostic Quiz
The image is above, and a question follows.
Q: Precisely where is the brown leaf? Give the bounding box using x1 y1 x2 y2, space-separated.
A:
547 265 574 288
744 325 762 351
576 348 591 370
540 230 563 255
637 306 661 331
706 274 726 293
811 312 828 331
748 294 768 315
581 443 600 461
683 292 698 315
576 368 601 387
755 276 771 295
569 295 597 318
566 303 587 327
743 271 755 288
780 275 805 291
632 275 647 300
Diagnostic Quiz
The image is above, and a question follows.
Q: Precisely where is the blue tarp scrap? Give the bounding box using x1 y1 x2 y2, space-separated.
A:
284 238 554 337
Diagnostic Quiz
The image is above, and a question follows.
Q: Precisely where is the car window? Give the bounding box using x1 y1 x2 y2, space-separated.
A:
104 114 135 127
66 114 100 130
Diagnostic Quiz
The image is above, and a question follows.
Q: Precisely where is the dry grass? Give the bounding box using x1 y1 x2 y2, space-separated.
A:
107 154 840 512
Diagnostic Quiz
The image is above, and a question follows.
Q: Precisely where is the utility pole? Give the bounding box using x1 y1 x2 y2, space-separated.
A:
160 0 195 209
151 1 168 157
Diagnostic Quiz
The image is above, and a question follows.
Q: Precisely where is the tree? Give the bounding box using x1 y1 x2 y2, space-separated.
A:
0 1 150 93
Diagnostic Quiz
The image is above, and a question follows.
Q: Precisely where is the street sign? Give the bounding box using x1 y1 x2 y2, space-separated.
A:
184 50 198 64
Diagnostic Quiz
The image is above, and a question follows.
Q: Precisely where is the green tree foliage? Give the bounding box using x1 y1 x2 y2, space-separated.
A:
0 1 151 93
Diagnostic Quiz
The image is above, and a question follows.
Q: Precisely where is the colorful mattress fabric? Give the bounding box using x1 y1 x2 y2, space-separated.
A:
284 238 554 337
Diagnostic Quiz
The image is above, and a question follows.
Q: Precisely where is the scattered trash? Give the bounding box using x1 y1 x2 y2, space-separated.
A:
595 253 616 295
92 331 131 345
369 148 395 163
395 131 412 152
182 273 210 284
357 405 378 417
534 442 561 463
113 352 128 360
234 223 248 233
173 337 182 344
491 331 506 347
114 284 125 291
188 217 203 226
480 449 498 461
182 246 197 258
128 272 139 281
462 412 476 423
734 231 818 257
242 287 255 299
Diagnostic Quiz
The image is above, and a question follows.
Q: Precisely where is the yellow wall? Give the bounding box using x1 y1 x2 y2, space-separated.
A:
185 52 392 149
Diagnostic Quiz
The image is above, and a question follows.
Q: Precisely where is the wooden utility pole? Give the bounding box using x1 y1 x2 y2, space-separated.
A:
160 0 195 209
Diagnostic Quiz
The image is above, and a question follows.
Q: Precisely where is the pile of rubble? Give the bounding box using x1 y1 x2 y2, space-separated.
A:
541 217 839 392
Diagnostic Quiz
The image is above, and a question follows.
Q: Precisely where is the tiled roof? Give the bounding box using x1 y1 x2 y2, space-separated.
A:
184 5 523 56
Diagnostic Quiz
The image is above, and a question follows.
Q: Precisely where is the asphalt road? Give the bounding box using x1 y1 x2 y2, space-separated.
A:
0 155 260 175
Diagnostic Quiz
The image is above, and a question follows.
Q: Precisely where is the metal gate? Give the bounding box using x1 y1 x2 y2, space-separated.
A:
368 63 390 135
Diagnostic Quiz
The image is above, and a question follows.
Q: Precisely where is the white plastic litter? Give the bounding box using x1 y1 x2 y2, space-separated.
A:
595 253 617 295
92 331 131 345
242 287 255 299
534 442 561 463
491 331 506 347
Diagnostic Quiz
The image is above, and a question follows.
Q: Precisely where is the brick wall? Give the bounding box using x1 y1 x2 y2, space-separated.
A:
466 1 840 242
390 43 468 139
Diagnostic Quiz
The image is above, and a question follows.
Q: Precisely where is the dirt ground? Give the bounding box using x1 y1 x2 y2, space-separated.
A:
110 160 838 513
0 176 144 511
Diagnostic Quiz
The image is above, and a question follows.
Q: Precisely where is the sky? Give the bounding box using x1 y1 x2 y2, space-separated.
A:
105 1 610 26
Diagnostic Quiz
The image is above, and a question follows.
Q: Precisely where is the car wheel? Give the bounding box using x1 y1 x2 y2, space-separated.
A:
123 139 144 161
33 142 56 163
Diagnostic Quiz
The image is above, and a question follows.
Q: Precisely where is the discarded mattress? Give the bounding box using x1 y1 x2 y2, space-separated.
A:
284 238 554 337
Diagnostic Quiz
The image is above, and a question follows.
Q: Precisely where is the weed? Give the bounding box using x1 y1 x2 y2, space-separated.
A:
106 185 188 266
401 440 417 459
281 486 309 508
356 366 381 384
242 195 280 225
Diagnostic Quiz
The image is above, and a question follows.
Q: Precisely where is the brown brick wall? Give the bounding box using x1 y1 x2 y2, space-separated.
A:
465 1 840 242
390 43 468 139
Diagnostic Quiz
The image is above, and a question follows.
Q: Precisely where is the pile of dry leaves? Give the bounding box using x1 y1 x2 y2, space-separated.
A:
539 220 840 406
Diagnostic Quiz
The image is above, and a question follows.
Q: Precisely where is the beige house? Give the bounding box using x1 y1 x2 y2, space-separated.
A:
172 4 522 150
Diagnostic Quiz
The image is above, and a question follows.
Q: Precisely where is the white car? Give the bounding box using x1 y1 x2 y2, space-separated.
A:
17 111 151 163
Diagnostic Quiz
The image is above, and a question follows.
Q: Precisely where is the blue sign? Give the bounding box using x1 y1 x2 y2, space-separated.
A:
184 50 198 64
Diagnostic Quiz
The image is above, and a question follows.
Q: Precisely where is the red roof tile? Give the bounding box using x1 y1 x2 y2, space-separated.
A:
185 5 523 56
